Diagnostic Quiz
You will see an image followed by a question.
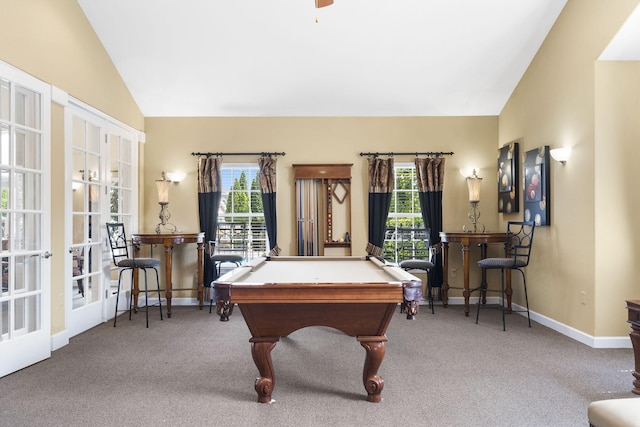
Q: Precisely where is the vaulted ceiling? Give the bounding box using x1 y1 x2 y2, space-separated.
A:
77 1 638 117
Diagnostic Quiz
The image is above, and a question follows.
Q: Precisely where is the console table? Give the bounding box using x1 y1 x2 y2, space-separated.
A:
132 232 205 317
440 231 509 316
626 299 640 394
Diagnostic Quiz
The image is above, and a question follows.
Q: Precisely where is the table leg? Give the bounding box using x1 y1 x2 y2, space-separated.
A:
358 335 388 403
404 299 419 319
462 242 471 316
441 242 449 307
631 323 640 395
164 244 173 318
197 241 204 310
215 299 234 321
250 337 279 403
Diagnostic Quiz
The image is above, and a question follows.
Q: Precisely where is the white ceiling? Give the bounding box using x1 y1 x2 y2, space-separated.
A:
76 0 638 118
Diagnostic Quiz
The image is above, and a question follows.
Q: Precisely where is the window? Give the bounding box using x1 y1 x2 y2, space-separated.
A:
383 163 427 263
108 133 133 230
219 164 268 258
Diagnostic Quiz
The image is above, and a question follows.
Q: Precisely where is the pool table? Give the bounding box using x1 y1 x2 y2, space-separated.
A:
211 256 423 403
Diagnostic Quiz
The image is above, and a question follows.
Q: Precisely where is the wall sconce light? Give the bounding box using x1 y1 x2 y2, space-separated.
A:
550 147 571 165
463 169 485 233
459 167 478 178
165 172 186 183
155 172 177 234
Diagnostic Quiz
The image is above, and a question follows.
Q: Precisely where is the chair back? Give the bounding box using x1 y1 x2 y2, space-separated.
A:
72 246 84 274
209 222 248 260
505 221 535 268
106 222 130 265
384 227 431 264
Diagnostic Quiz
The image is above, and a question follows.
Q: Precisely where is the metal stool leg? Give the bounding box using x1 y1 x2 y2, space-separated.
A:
501 269 506 331
113 269 127 327
143 268 149 328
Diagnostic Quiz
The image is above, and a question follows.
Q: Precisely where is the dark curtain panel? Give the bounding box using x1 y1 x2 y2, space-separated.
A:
198 156 222 287
415 157 446 288
366 157 394 257
258 156 281 256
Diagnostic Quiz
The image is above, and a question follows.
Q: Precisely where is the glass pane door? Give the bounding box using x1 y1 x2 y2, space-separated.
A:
67 111 105 336
0 67 51 378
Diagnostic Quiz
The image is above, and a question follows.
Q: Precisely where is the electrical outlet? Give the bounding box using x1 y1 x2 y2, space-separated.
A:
580 291 586 305
451 268 458 278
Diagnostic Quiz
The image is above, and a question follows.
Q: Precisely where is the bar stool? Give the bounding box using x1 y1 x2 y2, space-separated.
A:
209 253 243 314
476 221 535 331
106 222 163 328
399 258 435 315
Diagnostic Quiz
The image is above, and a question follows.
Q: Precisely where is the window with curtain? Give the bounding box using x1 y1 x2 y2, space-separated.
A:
219 164 268 258
383 163 427 263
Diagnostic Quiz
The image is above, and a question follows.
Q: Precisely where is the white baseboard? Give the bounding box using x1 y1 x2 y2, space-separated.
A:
51 297 632 351
442 296 632 349
139 297 201 307
168 298 201 306
51 330 70 351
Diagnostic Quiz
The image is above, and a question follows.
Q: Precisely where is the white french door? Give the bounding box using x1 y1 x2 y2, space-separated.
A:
67 106 106 336
66 100 137 338
0 62 52 377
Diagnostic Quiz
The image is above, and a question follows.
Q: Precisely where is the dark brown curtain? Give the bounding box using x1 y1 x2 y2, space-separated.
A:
258 156 280 256
415 157 445 288
366 157 394 257
198 156 223 287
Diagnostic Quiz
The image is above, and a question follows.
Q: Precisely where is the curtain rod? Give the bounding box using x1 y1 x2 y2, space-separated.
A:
359 151 454 157
191 151 286 157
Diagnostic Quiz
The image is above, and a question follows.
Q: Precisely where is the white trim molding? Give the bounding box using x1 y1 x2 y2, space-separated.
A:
51 85 68 106
446 297 632 349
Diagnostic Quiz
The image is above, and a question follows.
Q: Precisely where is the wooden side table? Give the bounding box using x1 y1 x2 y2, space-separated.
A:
626 299 640 394
132 232 205 318
440 231 508 316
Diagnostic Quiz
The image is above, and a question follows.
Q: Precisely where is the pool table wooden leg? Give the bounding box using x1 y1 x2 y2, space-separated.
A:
358 335 388 403
250 336 280 403
215 299 234 321
404 299 419 319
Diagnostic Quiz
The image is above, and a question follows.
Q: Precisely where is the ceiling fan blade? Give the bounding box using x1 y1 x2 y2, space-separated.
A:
315 0 333 7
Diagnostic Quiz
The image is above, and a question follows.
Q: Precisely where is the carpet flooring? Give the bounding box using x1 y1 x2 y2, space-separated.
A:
0 303 636 426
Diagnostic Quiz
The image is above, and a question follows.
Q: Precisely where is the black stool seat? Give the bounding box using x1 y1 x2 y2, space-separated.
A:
399 259 434 271
211 254 243 263
477 258 527 269
116 258 161 269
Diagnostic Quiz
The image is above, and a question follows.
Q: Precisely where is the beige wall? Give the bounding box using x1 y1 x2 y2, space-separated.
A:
499 0 640 337
594 61 640 335
143 116 499 293
0 0 144 130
